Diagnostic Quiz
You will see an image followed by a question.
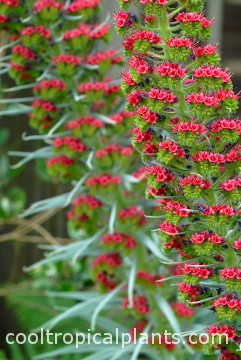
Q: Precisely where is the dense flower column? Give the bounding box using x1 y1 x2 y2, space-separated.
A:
116 0 241 358
0 0 23 32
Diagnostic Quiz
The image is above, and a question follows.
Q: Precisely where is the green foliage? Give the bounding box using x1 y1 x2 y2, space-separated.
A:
0 128 26 219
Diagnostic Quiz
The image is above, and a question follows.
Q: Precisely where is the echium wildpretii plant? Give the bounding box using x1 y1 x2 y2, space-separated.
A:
0 1 203 359
115 0 241 359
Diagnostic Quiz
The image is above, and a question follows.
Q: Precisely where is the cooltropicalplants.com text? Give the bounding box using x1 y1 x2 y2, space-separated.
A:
6 328 230 349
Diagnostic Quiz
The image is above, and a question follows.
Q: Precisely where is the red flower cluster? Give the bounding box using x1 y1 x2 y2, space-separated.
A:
208 323 237 339
124 30 162 53
64 23 110 40
67 195 103 220
129 55 153 75
171 302 195 318
186 89 238 106
47 154 75 167
179 175 211 189
122 295 151 314
52 54 82 65
136 105 157 124
114 10 134 28
132 127 153 143
65 116 103 131
21 25 51 37
29 99 59 131
96 144 133 158
9 62 25 73
213 294 241 311
221 178 241 191
181 263 214 279
96 272 118 291
226 145 241 163
173 122 207 134
34 79 66 91
195 44 218 57
110 109 135 123
139 0 169 4
102 233 137 249
159 140 185 158
155 62 187 78
53 136 87 153
78 81 119 94
0 0 19 6
164 238 183 252
85 49 122 65
166 37 194 49
159 199 192 218
127 90 143 106
220 267 241 280
220 352 238 360
234 239 241 250
176 12 214 28
119 205 144 219
93 252 122 268
201 204 235 216
148 88 176 103
146 165 175 183
67 0 100 13
72 195 103 209
12 44 35 60
86 174 122 187
31 99 58 113
34 0 64 13
211 118 241 134
193 151 225 164
132 29 162 43
178 282 199 298
193 65 231 83
160 221 180 236
190 232 223 244
0 15 7 22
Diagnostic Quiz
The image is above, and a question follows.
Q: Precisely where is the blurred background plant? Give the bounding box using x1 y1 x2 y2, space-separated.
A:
0 127 25 220
0 1 241 360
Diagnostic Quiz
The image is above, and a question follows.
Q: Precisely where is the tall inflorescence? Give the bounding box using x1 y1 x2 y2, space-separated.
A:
1 1 200 358
116 0 241 358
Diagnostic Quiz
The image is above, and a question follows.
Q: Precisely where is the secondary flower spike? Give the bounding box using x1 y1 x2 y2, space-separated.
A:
116 0 241 358
2 0 201 359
